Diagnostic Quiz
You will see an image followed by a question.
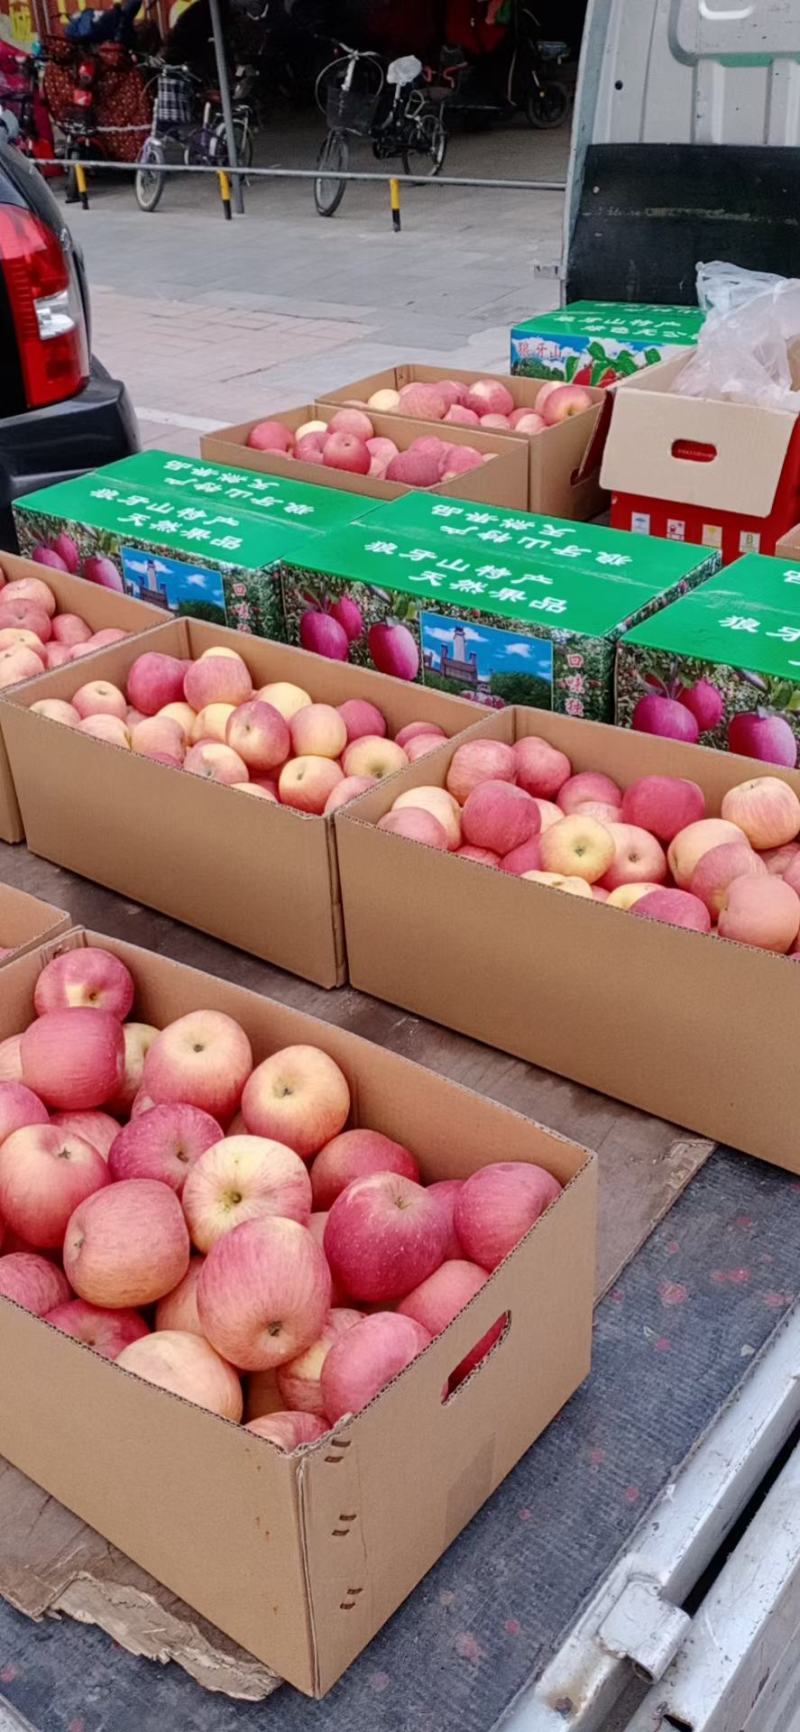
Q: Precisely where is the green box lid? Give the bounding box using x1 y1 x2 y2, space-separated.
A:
284 523 703 640
623 559 800 681
512 302 704 343
16 472 319 572
363 493 715 585
95 451 372 532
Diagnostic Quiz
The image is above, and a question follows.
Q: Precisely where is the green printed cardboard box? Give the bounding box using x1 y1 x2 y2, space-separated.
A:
12 473 320 640
616 553 800 762
97 450 373 533
279 522 719 722
510 301 703 385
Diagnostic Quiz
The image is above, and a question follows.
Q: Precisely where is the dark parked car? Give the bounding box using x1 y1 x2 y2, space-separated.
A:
0 140 138 548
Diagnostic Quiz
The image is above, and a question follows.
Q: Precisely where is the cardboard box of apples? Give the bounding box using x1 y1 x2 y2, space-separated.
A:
335 705 800 1175
0 551 164 845
0 883 71 968
0 930 596 1695
318 364 609 518
201 399 529 510
0 618 478 987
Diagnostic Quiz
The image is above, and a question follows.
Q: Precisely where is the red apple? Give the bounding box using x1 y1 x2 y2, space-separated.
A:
600 822 668 891
541 384 593 424
245 1410 328 1447
500 837 543 874
557 771 622 815
679 679 724 731
0 1252 70 1314
278 755 344 814
290 702 347 761
446 740 517 805
630 888 712 933
324 1172 447 1302
368 620 420 679
224 700 290 773
108 1103 224 1192
728 712 797 768
720 777 800 850
109 1021 160 1114
668 819 747 888
633 694 700 744
456 845 500 865
320 1311 431 1421
143 1010 253 1122
116 1329 243 1419
377 808 451 850
310 1128 419 1210
461 780 540 854
126 652 187 716
717 875 800 952
182 1134 312 1250
455 1162 561 1270
50 1110 119 1159
276 1307 361 1415
21 1008 125 1110
241 1044 350 1160
0 1036 22 1083
0 1124 109 1248
395 721 446 750
33 946 134 1019
337 698 386 743
63 1179 190 1307
183 654 252 711
324 432 370 474
464 379 514 418
44 1299 149 1359
51 613 91 647
155 1257 205 1335
620 775 706 843
197 1215 331 1371
247 419 293 453
0 1081 48 1143
299 610 350 662
324 775 377 815
398 1258 488 1333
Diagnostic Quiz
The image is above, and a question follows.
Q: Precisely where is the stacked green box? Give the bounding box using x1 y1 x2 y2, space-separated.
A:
616 552 800 762
13 473 322 641
510 301 704 384
279 515 719 722
96 450 373 533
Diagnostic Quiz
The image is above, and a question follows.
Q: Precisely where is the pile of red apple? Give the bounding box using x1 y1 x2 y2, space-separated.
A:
378 735 800 955
355 375 593 434
0 946 561 1447
29 644 450 815
0 571 132 693
247 405 493 487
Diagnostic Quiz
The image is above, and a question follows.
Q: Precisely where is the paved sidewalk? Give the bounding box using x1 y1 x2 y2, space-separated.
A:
76 116 569 456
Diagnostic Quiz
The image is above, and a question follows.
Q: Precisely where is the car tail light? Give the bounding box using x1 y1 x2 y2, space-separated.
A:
0 204 89 408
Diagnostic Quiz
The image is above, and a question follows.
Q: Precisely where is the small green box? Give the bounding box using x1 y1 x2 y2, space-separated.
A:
97 451 372 533
510 301 704 385
280 521 719 722
13 473 321 641
616 553 800 762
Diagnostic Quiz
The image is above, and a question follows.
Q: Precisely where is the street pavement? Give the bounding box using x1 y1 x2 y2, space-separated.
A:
75 113 570 455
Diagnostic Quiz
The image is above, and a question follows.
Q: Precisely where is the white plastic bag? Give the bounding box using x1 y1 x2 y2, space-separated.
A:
675 260 800 412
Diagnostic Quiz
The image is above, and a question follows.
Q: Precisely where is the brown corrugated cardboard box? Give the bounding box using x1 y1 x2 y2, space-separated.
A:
0 618 477 986
336 705 800 1175
0 553 165 845
0 930 596 1695
201 402 528 508
319 364 609 518
0 882 71 964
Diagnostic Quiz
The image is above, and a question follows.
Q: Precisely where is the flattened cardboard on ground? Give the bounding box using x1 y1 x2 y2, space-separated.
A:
0 618 477 986
336 707 800 1176
0 552 164 846
201 402 528 508
0 1459 280 1701
601 353 800 562
319 364 608 518
0 932 596 1696
0 881 71 964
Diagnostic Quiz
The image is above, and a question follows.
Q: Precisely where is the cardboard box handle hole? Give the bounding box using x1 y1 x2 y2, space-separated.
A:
441 1310 510 1403
671 438 717 464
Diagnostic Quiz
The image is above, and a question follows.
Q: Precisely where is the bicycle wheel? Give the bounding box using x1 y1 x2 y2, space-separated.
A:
402 110 447 180
527 79 570 129
314 129 348 216
135 137 166 211
214 118 254 173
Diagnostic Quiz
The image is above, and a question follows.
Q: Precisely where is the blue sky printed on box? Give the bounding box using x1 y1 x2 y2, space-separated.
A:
121 547 225 613
420 610 553 685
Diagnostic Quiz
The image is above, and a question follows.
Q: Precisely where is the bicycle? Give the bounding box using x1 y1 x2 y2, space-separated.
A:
313 44 446 219
135 58 254 213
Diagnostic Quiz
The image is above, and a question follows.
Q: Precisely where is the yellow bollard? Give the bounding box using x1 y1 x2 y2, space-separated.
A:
74 161 89 211
218 169 232 220
389 177 401 232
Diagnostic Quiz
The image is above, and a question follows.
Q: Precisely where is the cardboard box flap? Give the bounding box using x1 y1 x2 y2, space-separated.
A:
601 378 798 516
